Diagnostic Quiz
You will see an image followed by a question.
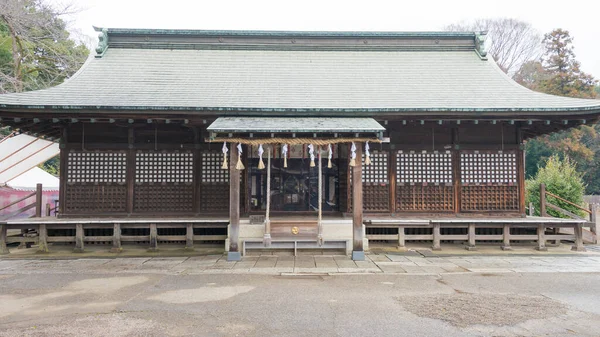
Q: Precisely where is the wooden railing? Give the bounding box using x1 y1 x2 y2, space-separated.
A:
539 183 598 239
0 183 43 220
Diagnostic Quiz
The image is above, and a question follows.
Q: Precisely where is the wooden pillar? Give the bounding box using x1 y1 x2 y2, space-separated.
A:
58 127 68 216
501 224 512 250
517 148 526 216
35 183 42 217
126 128 135 214
352 144 364 260
536 223 547 251
74 223 84 253
0 224 9 255
452 128 460 214
111 223 122 253
149 223 158 251
228 144 241 261
38 224 49 253
398 227 405 249
540 183 547 217
432 223 441 251
466 223 476 250
389 148 396 214
186 223 194 249
590 204 599 240
572 223 586 252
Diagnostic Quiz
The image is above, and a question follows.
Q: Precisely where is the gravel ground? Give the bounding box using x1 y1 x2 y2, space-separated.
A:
398 293 568 327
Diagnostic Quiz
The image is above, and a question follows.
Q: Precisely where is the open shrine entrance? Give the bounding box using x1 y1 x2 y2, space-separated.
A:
249 145 341 213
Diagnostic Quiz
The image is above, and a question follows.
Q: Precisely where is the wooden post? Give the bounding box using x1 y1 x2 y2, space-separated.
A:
149 223 158 251
528 202 534 216
352 144 364 260
37 224 49 253
186 223 194 249
398 227 405 249
58 127 67 216
432 223 441 251
228 144 241 261
452 128 460 214
501 224 512 250
74 223 84 253
572 223 586 252
590 204 599 240
0 224 9 255
466 223 476 250
111 223 122 253
540 183 547 217
536 223 547 251
35 183 42 217
45 203 51 217
389 148 396 213
517 148 526 216
126 128 135 214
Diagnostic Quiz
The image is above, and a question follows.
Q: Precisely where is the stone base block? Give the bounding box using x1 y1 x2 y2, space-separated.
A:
535 246 548 251
465 246 477 251
500 245 513 251
571 246 587 252
227 251 242 261
351 250 365 261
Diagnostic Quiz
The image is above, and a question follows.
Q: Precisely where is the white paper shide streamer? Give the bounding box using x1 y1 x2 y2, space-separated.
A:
282 144 288 168
221 142 228 169
258 144 265 169
349 142 357 167
364 141 371 165
308 144 315 167
235 143 245 170
327 144 333 169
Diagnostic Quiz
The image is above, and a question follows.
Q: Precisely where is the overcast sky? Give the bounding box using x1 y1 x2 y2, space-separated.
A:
62 0 600 77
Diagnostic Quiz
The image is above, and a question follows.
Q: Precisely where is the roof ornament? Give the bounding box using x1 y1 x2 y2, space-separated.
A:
95 28 109 58
475 31 488 60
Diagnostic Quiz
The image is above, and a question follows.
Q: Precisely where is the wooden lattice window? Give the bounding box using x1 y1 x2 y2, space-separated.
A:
67 151 126 184
199 150 229 212
460 150 517 185
396 150 452 185
460 150 519 212
395 150 454 212
201 152 229 183
349 151 390 212
135 151 193 184
362 151 388 183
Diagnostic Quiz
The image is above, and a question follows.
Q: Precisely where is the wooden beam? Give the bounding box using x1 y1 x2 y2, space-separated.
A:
228 144 241 261
352 144 364 260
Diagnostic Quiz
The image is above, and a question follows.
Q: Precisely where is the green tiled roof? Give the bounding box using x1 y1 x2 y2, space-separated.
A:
0 28 598 114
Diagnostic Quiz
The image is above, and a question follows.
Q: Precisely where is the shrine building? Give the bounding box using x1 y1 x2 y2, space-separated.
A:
1 28 599 260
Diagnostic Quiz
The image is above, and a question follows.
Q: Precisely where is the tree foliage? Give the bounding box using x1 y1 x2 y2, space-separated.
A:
520 29 600 193
526 156 586 218
0 0 88 177
445 18 543 75
0 0 89 93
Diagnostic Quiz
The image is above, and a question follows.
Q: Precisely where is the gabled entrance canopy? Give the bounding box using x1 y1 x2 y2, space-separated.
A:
207 117 386 134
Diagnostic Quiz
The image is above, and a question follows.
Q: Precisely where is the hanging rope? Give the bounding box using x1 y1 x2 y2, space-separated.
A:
318 145 323 246
263 146 272 247
235 143 245 170
221 142 228 169
282 144 288 168
258 144 265 169
327 144 333 169
364 141 371 165
209 137 381 146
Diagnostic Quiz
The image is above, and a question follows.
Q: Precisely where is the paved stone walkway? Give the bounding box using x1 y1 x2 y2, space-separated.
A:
2 252 600 275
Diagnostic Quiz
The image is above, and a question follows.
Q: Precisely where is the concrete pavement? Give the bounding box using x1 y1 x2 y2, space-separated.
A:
3 251 600 275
